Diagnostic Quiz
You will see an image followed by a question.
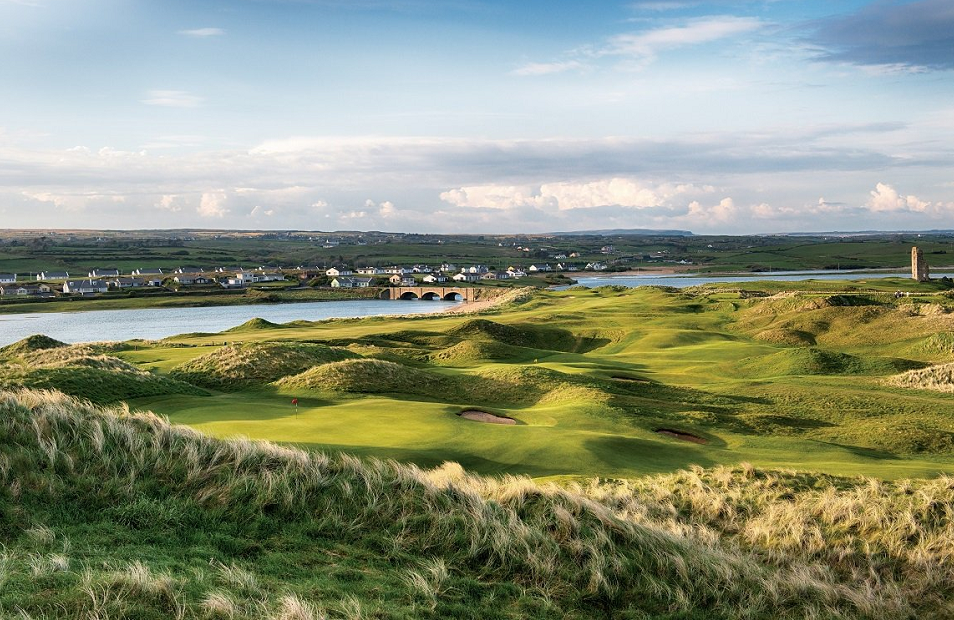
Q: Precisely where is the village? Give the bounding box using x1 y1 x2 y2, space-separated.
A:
0 259 607 298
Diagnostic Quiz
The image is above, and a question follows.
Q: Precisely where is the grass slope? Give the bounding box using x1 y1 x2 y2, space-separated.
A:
170 342 359 391
0 338 205 404
4 390 953 619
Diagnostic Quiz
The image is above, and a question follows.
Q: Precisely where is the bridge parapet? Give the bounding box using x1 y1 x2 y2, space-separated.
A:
388 286 473 301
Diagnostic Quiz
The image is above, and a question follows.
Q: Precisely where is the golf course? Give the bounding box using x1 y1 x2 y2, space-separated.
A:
5 279 954 618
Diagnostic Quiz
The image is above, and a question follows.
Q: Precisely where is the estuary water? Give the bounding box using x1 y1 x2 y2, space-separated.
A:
0 299 460 347
568 270 954 289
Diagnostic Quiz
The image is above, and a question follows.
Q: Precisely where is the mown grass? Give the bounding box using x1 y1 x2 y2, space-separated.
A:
4 389 954 618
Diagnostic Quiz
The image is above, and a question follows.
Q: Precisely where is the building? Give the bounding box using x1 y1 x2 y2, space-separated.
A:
912 246 930 282
0 283 51 297
389 274 416 286
325 267 353 277
331 277 373 288
89 268 120 278
453 272 480 283
37 271 69 281
0 273 16 284
63 279 108 294
132 268 163 276
107 277 147 289
422 273 448 283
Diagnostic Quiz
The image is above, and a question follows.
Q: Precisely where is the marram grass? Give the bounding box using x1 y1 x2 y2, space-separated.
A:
2 389 953 618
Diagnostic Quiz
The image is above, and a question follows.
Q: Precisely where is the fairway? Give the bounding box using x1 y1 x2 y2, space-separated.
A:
96 281 954 481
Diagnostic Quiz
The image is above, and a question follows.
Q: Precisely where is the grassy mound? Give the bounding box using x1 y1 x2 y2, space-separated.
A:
448 319 589 352
224 318 285 332
0 345 204 404
2 389 945 618
753 327 816 346
429 339 532 365
738 347 909 377
276 358 455 396
170 342 359 391
0 334 69 357
889 362 954 393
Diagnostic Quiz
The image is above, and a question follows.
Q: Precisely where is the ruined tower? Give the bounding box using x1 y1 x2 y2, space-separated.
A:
912 246 929 282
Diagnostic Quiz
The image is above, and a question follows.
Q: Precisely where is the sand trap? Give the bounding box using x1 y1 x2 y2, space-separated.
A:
656 428 708 444
612 376 650 383
459 410 517 425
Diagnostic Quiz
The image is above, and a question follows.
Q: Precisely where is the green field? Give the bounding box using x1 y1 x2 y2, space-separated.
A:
7 281 954 617
0 278 937 481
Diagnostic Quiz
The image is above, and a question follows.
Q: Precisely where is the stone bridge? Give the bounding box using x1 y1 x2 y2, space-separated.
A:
385 286 474 301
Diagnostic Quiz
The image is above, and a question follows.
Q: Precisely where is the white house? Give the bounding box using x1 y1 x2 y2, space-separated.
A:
0 283 51 297
465 265 489 274
506 268 527 278
528 264 552 272
325 267 353 277
453 273 480 283
258 272 285 282
133 268 163 276
107 277 146 289
356 267 384 275
63 279 108 294
0 273 15 284
389 274 416 286
331 277 373 288
422 273 448 283
89 268 120 278
585 262 607 271
439 263 457 273
175 267 203 274
235 272 261 284
37 271 69 281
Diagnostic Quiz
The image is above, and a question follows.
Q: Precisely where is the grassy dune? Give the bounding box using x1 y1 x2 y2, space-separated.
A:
4 390 954 618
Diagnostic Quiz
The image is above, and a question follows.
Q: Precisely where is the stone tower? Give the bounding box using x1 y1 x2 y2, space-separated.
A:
912 246 929 282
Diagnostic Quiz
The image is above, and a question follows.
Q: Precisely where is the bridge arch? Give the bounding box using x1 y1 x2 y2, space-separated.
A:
443 292 463 301
399 291 419 300
421 291 441 300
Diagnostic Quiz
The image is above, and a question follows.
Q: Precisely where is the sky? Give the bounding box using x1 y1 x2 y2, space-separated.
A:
0 0 953 234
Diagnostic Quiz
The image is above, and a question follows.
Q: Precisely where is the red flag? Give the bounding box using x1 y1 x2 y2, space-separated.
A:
291 398 299 405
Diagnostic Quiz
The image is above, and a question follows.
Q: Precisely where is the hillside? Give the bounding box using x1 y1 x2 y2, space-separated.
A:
3 389 953 618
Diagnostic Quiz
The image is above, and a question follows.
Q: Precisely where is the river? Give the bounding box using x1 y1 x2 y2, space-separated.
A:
0 299 460 347
567 270 954 289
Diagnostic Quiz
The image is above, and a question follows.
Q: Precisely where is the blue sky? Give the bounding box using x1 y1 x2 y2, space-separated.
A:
1 0 952 233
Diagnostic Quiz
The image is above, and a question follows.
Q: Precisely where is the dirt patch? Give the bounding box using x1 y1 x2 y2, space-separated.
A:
656 428 708 444
459 410 517 425
612 375 650 383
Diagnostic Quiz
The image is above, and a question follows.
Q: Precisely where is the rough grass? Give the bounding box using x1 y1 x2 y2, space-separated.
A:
276 358 455 396
4 389 951 618
888 362 954 393
0 334 68 357
170 342 359 391
0 342 204 404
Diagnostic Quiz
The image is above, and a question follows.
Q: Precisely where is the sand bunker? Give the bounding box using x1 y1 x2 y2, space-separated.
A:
612 375 650 383
459 410 517 425
656 428 708 444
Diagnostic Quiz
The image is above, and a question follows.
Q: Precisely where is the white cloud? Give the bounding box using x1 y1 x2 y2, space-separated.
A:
141 90 203 108
157 194 184 212
440 178 708 211
686 197 737 223
198 192 228 218
606 17 762 63
518 16 764 75
867 182 929 212
177 27 225 37
511 60 586 76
